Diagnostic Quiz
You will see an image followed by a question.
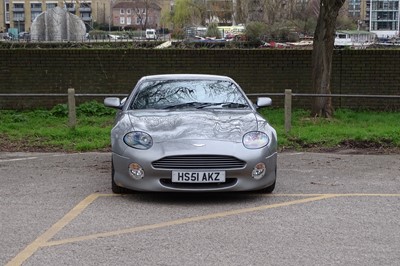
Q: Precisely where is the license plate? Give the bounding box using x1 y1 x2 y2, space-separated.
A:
172 171 226 183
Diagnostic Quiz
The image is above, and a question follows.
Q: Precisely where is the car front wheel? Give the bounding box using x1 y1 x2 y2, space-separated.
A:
260 181 276 194
111 160 132 194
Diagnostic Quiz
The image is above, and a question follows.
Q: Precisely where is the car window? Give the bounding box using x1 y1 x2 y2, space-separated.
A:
130 79 249 110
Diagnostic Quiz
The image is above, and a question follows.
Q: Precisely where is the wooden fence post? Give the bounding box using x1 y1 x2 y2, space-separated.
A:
284 89 292 134
68 88 76 128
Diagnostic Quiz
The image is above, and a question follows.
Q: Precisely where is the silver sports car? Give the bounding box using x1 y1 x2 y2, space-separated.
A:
104 74 277 193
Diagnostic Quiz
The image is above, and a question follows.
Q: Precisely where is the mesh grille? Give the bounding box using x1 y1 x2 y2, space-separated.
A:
152 155 246 169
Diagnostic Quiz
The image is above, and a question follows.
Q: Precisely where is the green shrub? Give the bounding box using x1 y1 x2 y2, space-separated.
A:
77 100 116 116
206 23 222 38
245 22 268 42
51 104 68 117
50 101 116 117
171 28 185 40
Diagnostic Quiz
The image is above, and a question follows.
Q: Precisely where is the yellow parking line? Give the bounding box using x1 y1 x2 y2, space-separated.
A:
268 193 400 197
43 194 336 247
336 193 400 197
7 192 400 265
6 193 116 266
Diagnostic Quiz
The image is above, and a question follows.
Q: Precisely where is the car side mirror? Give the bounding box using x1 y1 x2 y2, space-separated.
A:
256 97 272 108
104 97 122 109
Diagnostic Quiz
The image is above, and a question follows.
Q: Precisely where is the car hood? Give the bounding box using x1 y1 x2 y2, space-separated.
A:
126 110 263 143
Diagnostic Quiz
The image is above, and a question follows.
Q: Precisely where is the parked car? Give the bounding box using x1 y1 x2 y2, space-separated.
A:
145 29 157 40
0 32 11 40
18 32 30 41
107 34 119 40
107 34 128 40
104 74 278 193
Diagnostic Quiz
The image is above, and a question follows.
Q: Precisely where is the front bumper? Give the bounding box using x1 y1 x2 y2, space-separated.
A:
112 141 277 192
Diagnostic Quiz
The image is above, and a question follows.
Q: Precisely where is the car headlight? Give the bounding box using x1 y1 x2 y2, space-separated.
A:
123 131 153 150
243 131 270 149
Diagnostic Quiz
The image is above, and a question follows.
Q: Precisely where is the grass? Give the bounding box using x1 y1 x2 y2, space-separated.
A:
0 102 399 152
260 108 400 151
0 102 116 152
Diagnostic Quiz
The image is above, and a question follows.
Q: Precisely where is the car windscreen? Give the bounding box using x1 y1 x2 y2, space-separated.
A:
129 79 250 110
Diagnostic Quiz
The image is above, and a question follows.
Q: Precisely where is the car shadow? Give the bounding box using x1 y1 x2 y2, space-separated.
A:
119 191 272 205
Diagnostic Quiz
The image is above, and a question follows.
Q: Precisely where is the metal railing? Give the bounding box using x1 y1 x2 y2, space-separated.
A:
249 90 400 134
1 89 399 132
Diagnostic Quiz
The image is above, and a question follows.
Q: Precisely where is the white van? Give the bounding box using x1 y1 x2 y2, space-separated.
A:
145 29 157 40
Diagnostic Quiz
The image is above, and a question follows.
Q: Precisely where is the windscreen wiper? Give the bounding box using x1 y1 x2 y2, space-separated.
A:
163 102 203 109
197 102 249 109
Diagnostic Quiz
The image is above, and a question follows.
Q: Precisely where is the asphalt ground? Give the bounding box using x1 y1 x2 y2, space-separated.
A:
1 152 399 266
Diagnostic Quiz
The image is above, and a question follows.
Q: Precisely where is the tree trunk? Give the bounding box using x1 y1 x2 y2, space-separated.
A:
311 0 345 118
247 0 264 22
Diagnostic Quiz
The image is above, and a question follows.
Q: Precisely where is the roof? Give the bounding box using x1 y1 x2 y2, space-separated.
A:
138 74 234 82
336 30 376 35
113 2 161 10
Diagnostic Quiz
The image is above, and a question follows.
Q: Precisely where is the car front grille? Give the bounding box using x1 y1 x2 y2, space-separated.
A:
152 155 246 169
160 178 237 189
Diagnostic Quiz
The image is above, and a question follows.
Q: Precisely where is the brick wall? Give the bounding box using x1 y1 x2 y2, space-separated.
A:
0 49 399 110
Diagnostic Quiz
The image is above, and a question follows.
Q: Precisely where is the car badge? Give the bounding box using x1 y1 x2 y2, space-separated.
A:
193 143 205 147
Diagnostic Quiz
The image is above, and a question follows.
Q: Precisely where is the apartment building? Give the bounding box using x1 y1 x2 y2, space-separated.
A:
0 0 173 33
348 0 400 37
112 1 161 29
369 0 399 37
348 0 368 20
0 0 113 33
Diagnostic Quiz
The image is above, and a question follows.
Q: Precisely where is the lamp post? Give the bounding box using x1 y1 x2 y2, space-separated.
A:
109 0 115 34
108 15 111 33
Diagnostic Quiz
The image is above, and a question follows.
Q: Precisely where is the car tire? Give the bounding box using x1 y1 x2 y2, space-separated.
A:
111 160 132 194
261 181 276 194
258 168 277 194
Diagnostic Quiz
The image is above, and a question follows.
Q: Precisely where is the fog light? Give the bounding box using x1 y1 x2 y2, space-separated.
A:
128 163 144 180
252 163 266 180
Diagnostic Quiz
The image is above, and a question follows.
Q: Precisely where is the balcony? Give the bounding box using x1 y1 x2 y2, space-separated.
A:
79 7 92 13
31 8 42 12
13 17 25 22
13 8 24 12
81 16 92 22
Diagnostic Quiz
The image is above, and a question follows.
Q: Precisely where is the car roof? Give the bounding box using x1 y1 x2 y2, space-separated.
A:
138 74 234 82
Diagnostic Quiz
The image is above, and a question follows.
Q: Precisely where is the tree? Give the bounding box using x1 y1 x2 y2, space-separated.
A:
207 0 233 25
234 0 247 24
168 0 205 29
247 0 265 23
289 0 318 36
206 22 221 38
311 0 346 118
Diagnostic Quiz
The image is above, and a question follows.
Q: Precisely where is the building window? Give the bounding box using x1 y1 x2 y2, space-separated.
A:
31 3 41 9
120 17 125 24
14 13 24 20
127 9 131 15
31 12 41 21
127 17 132 25
81 3 90 8
120 9 124 14
14 3 23 8
47 3 57 9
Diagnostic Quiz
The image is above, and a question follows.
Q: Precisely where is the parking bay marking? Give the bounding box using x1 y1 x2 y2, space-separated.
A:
7 193 400 265
6 193 116 266
0 157 38 163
